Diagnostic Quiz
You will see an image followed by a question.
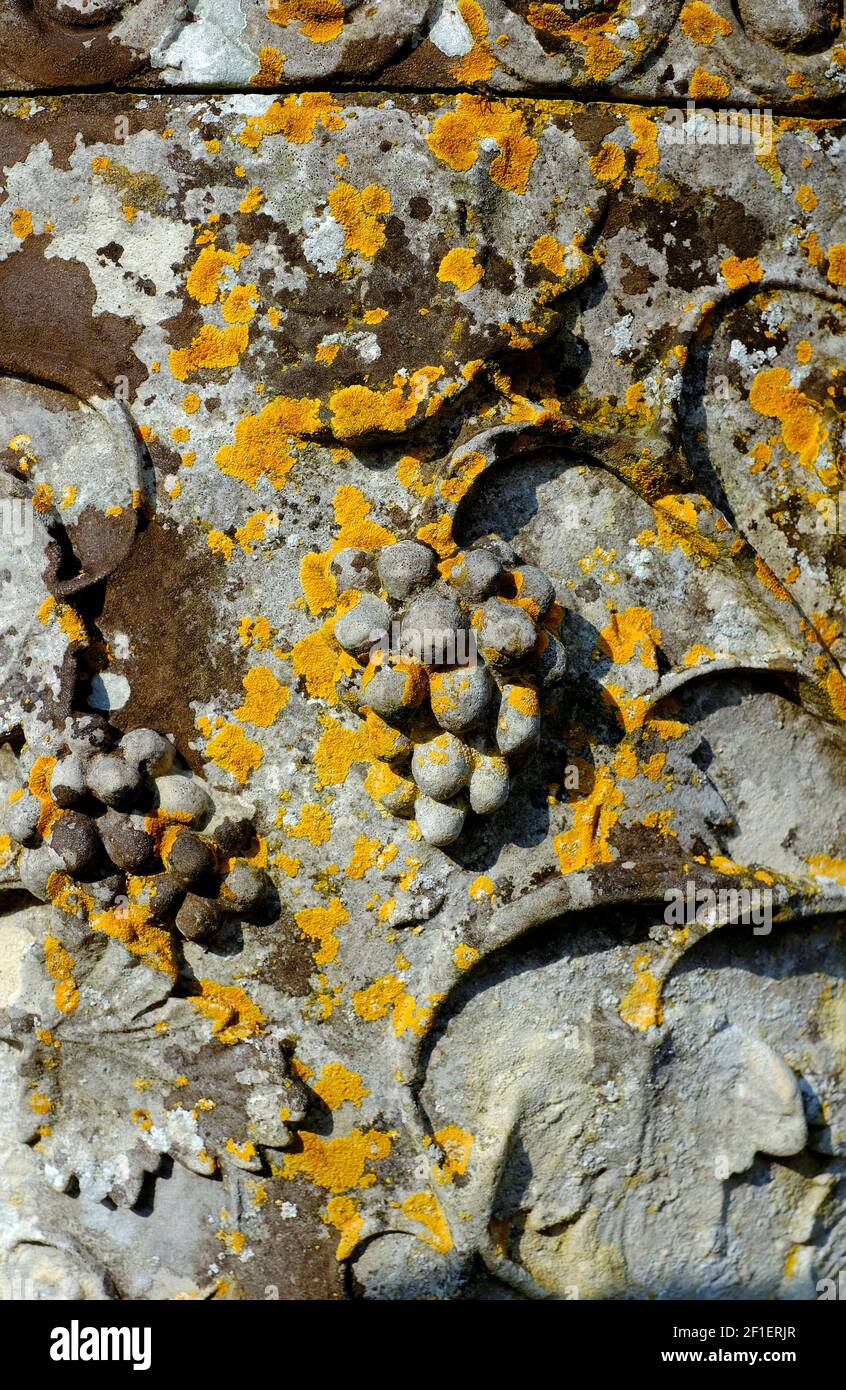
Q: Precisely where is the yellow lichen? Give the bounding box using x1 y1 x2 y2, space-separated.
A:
434 1125 474 1181
204 723 263 784
401 1192 453 1253
437 247 483 292
286 803 332 846
553 765 623 874
427 96 539 196
619 955 665 1031
191 980 266 1044
328 181 392 259
266 0 344 43
294 898 348 964
680 2 732 44
233 667 289 728
283 1128 392 1192
312 1063 369 1111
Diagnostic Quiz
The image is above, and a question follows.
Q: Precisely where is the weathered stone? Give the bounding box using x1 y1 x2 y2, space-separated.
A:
154 775 211 826
376 541 436 600
429 663 494 734
411 733 472 801
414 794 467 847
222 862 268 913
97 809 156 873
84 753 141 809
5 793 41 847
166 830 216 889
48 812 102 876
1 42 845 1313
447 549 503 603
49 753 87 809
119 727 175 777
174 893 227 943
476 599 538 665
333 596 392 655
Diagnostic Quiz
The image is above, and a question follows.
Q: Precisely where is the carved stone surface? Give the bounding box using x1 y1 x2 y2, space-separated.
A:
1 2 845 105
0 13 845 1304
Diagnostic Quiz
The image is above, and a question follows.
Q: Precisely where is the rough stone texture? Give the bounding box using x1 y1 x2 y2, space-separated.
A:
0 5 845 1304
0 3 844 108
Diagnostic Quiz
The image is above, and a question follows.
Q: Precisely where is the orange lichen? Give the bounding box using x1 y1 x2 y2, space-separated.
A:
807 854 846 885
351 974 440 1037
828 244 846 287
221 284 260 325
239 186 265 215
11 207 33 239
721 255 763 290
204 723 263 784
314 718 371 788
598 606 661 670
187 244 251 306
251 45 286 86
90 902 177 977
589 141 627 188
284 1128 392 1192
207 531 234 561
328 370 444 439
300 483 400 614
689 66 730 100
453 943 480 970
823 668 846 721
291 622 358 702
427 96 539 195
564 11 624 80
312 1063 369 1111
401 1192 453 1253
44 935 79 1014
437 247 483 292
363 762 416 815
273 851 302 877
216 393 321 490
294 898 348 964
749 367 825 472
328 182 392 258
553 764 623 874
619 955 664 1031
756 554 792 602
680 2 732 43
191 980 266 1044
505 685 540 717
637 495 720 567
796 184 818 214
323 1195 363 1260
266 0 344 43
233 667 290 727
169 324 249 382
239 93 345 149
451 0 495 82
28 756 60 838
226 1139 257 1163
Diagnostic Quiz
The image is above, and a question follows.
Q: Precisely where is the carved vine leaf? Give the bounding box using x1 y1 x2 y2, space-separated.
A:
2 924 306 1207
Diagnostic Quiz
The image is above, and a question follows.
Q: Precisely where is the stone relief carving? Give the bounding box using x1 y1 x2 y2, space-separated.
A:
0 10 844 1307
3 2 845 107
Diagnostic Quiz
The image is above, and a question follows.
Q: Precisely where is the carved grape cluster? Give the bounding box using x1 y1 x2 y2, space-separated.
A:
4 717 268 943
329 535 567 846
